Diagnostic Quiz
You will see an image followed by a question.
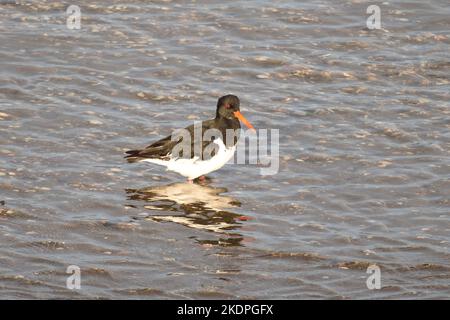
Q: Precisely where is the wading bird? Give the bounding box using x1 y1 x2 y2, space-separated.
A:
125 95 254 183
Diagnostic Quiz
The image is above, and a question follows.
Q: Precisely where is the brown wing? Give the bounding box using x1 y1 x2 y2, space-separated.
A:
124 135 179 163
125 119 236 162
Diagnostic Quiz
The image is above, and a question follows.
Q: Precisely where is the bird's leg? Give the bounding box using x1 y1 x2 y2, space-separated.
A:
198 175 206 182
187 179 194 184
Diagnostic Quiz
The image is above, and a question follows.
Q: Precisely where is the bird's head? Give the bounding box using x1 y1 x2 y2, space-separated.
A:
216 94 254 130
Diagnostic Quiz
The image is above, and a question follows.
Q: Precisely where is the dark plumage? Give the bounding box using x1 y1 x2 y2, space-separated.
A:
125 95 243 163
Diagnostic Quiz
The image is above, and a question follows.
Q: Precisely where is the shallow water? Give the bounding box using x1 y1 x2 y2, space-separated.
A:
1 0 449 299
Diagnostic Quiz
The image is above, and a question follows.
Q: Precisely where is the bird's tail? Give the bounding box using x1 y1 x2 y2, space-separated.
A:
124 149 144 163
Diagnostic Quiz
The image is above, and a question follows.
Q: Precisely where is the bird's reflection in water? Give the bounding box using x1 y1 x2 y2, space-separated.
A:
126 182 247 247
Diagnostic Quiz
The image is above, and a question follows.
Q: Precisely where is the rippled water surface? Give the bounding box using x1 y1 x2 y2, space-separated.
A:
1 0 449 299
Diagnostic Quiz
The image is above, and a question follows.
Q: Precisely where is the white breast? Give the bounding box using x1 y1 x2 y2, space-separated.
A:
142 138 236 180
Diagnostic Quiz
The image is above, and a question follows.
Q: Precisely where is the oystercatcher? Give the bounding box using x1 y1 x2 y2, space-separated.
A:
125 95 254 183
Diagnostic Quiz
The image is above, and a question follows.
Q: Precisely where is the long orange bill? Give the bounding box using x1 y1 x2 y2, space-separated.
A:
234 111 255 131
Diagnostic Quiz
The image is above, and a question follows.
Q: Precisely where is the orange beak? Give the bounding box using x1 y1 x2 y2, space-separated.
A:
234 111 255 131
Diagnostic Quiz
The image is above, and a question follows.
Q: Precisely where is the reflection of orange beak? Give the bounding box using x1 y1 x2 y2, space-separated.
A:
234 111 255 131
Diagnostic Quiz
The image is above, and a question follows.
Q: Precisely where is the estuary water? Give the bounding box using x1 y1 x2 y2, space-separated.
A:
0 0 449 299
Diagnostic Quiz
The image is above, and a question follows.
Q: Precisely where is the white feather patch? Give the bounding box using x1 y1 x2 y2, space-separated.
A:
141 138 236 180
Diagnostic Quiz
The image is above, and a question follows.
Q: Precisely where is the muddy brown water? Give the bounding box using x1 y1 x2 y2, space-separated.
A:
0 1 449 299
